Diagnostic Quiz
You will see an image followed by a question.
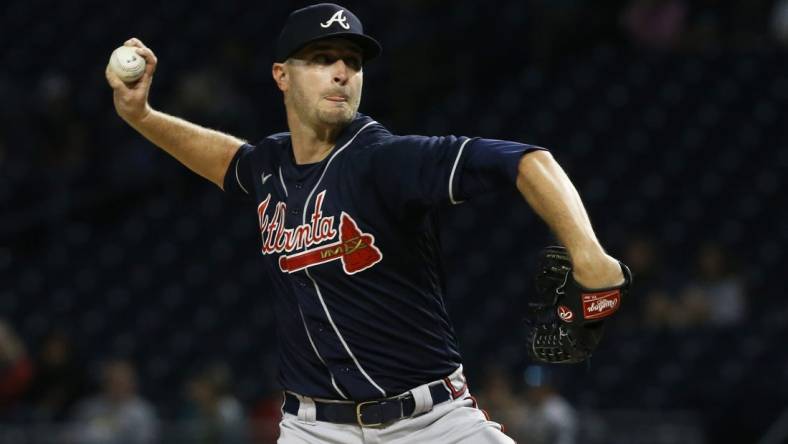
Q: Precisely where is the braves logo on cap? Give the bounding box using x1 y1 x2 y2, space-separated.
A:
321 10 350 29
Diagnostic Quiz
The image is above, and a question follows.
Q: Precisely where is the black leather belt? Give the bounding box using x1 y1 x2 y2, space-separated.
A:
283 382 451 427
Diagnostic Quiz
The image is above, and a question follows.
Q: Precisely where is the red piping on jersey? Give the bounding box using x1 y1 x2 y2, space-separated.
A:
443 377 468 400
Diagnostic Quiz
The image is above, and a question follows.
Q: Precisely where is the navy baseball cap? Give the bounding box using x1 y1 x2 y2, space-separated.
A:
274 3 382 63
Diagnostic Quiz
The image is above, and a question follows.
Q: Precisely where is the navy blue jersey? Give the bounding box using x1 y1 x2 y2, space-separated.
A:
223 113 545 401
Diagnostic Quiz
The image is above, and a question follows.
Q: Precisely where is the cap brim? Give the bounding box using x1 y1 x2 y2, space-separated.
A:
283 32 382 63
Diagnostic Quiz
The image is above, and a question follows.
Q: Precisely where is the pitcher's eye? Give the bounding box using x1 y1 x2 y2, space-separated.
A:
344 57 362 71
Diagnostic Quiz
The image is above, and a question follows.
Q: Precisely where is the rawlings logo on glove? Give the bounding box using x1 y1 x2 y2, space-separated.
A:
526 246 632 364
583 291 620 319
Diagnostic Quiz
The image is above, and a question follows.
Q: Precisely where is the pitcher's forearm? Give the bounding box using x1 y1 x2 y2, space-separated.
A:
129 109 244 189
516 151 605 265
516 150 624 287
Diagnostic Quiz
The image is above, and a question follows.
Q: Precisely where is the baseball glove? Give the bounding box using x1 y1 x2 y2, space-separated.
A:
526 246 632 364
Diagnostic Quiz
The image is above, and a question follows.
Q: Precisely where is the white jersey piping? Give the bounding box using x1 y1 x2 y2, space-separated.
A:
278 166 288 197
300 120 387 397
448 138 471 205
235 158 249 194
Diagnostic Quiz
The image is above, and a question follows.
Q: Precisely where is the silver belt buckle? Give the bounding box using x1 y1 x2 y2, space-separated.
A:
356 400 384 427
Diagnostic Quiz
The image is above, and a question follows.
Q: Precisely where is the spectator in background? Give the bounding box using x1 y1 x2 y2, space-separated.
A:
679 242 747 327
680 0 772 49
25 329 89 422
620 235 688 330
248 390 283 444
477 365 579 444
621 0 688 50
646 242 746 329
0 320 33 418
475 365 530 442
179 362 245 444
33 73 89 173
69 359 158 444
521 366 578 444
526 0 587 67
772 0 788 45
618 235 673 329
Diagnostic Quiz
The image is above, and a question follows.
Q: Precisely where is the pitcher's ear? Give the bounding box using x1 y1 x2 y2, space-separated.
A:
272 63 288 92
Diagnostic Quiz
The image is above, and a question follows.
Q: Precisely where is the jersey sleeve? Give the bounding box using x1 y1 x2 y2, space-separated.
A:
453 137 547 203
371 136 545 209
223 143 256 200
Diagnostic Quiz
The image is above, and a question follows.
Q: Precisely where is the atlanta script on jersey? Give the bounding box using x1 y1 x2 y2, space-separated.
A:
224 113 545 400
257 190 383 275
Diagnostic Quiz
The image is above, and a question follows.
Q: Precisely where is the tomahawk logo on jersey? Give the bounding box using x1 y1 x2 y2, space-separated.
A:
256 190 383 275
223 113 545 400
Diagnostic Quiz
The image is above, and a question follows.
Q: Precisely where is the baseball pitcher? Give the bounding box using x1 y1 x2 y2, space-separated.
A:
105 3 630 443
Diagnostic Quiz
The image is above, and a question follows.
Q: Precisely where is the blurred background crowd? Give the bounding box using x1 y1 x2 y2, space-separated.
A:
2 0 787 443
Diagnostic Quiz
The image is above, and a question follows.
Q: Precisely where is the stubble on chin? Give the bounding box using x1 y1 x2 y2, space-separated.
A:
316 104 356 127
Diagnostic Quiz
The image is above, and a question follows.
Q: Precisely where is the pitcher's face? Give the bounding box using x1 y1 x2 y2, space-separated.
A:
276 38 364 128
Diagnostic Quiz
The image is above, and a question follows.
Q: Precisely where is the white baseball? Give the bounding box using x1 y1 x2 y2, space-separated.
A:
109 46 146 83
